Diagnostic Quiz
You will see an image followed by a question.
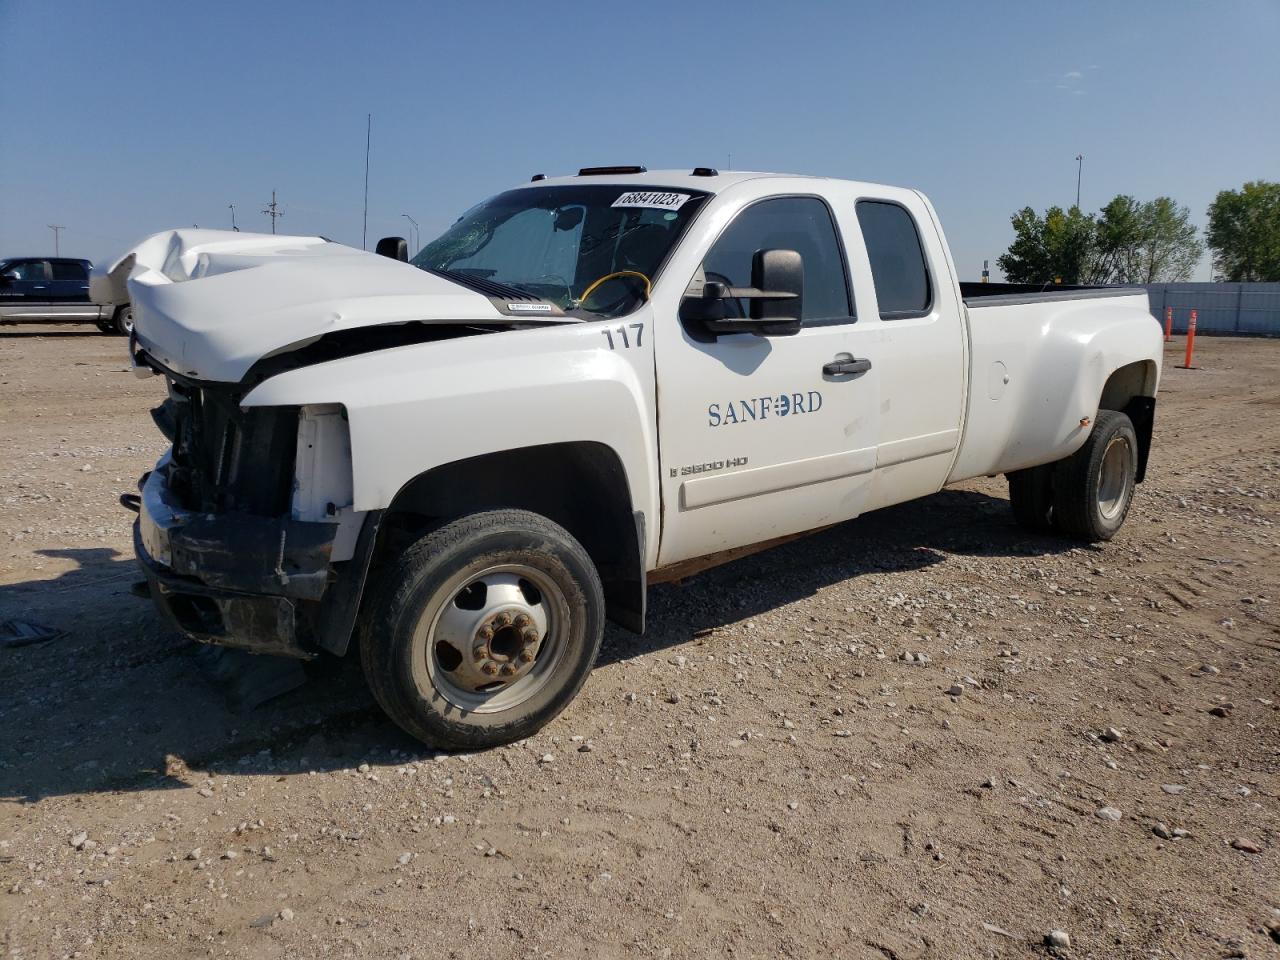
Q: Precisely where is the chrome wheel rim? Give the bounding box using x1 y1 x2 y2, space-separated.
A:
1097 435 1133 520
121 308 134 333
414 563 569 714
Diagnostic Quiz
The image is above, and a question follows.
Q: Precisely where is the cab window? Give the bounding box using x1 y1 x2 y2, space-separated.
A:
51 261 87 281
856 201 932 319
701 197 852 323
3 260 48 281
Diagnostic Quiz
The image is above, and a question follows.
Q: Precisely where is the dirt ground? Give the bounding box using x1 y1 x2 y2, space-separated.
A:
0 328 1277 960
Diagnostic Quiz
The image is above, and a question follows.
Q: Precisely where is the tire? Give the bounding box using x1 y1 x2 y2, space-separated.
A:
358 509 604 750
112 304 133 336
1050 409 1138 542
96 320 115 335
1007 464 1055 532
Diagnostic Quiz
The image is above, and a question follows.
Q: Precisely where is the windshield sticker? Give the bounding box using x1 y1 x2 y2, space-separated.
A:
507 302 553 313
611 191 691 211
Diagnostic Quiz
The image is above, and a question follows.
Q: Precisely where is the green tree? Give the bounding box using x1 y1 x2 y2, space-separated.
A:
999 195 1201 285
1094 195 1201 283
997 205 1097 284
1206 181 1280 281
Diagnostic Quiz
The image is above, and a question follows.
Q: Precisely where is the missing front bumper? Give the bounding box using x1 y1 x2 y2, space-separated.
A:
135 464 339 658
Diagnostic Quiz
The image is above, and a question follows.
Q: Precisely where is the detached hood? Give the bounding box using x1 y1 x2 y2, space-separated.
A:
93 229 572 383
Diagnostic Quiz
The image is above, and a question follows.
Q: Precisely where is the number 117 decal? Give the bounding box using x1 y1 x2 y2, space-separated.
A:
601 324 644 350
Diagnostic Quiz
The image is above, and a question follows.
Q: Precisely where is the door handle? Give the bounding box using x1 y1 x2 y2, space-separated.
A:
823 356 872 377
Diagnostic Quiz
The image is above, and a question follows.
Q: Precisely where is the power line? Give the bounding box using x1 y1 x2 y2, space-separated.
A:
48 224 65 256
261 190 283 234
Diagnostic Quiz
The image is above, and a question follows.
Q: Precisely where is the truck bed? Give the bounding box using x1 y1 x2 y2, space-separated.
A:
947 284 1159 485
960 282 1148 307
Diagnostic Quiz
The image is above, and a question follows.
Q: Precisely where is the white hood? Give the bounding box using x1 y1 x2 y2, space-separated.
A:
93 229 569 383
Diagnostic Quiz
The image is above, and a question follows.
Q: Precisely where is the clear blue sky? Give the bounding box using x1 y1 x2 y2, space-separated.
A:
2 0 1276 280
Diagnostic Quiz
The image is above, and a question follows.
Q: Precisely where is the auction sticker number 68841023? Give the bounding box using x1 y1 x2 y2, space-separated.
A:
601 324 644 350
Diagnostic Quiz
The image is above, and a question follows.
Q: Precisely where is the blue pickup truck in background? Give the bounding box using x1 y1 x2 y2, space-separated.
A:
0 256 131 334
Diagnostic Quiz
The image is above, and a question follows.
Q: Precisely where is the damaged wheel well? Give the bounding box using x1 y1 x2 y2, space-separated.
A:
370 442 646 639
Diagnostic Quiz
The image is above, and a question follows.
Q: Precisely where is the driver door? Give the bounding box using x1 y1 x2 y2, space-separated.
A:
654 195 881 566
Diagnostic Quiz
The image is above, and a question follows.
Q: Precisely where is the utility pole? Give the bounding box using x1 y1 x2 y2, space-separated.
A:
229 203 239 231
261 190 283 234
402 213 418 254
362 113 372 250
1075 154 1083 209
48 224 64 256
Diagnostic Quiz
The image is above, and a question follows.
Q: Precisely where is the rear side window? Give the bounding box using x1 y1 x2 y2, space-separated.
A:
856 201 931 318
51 261 87 281
702 196 852 323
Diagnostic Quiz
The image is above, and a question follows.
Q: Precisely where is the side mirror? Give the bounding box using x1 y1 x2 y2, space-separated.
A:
683 249 803 337
375 236 408 261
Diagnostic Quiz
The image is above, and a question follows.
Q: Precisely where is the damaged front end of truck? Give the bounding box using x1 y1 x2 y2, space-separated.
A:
134 381 373 659
105 228 574 660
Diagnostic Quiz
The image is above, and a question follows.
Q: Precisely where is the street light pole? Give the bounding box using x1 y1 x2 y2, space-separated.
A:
1075 154 1083 209
48 224 64 256
402 213 419 254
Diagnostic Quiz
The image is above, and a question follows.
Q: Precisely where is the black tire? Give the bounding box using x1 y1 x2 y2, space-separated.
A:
358 509 604 750
1050 409 1138 542
112 304 133 336
1007 464 1055 532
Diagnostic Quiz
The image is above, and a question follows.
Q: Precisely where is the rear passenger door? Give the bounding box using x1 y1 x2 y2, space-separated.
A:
851 195 966 511
48 260 98 319
50 260 91 301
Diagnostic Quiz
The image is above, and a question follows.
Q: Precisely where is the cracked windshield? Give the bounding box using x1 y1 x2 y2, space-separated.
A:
412 184 709 317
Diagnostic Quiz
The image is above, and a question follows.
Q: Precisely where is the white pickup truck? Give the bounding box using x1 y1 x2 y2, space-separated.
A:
98 167 1161 749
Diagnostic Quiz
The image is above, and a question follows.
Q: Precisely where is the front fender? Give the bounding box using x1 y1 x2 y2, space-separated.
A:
242 316 659 564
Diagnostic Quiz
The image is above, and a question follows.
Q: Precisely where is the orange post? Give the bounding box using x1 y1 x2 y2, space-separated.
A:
1164 306 1173 342
1182 309 1197 368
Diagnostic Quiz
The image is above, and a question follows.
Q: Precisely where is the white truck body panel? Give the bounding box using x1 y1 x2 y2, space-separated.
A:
649 177 966 564
115 170 1162 593
949 291 1161 483
243 315 664 567
93 229 563 383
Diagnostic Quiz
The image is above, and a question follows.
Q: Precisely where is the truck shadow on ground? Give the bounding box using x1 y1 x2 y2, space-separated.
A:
0 488 1088 803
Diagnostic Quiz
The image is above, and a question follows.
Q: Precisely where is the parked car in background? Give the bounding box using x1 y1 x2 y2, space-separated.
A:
0 257 132 334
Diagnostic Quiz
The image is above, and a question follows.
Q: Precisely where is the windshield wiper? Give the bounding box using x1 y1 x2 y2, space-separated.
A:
426 267 541 303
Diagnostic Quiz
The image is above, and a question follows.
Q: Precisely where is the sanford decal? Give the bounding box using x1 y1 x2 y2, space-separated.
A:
707 391 823 427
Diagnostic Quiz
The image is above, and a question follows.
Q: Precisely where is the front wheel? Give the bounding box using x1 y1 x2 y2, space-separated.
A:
358 509 604 749
1051 409 1138 542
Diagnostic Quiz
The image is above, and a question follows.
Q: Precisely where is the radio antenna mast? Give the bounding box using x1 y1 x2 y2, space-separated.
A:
362 113 372 250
